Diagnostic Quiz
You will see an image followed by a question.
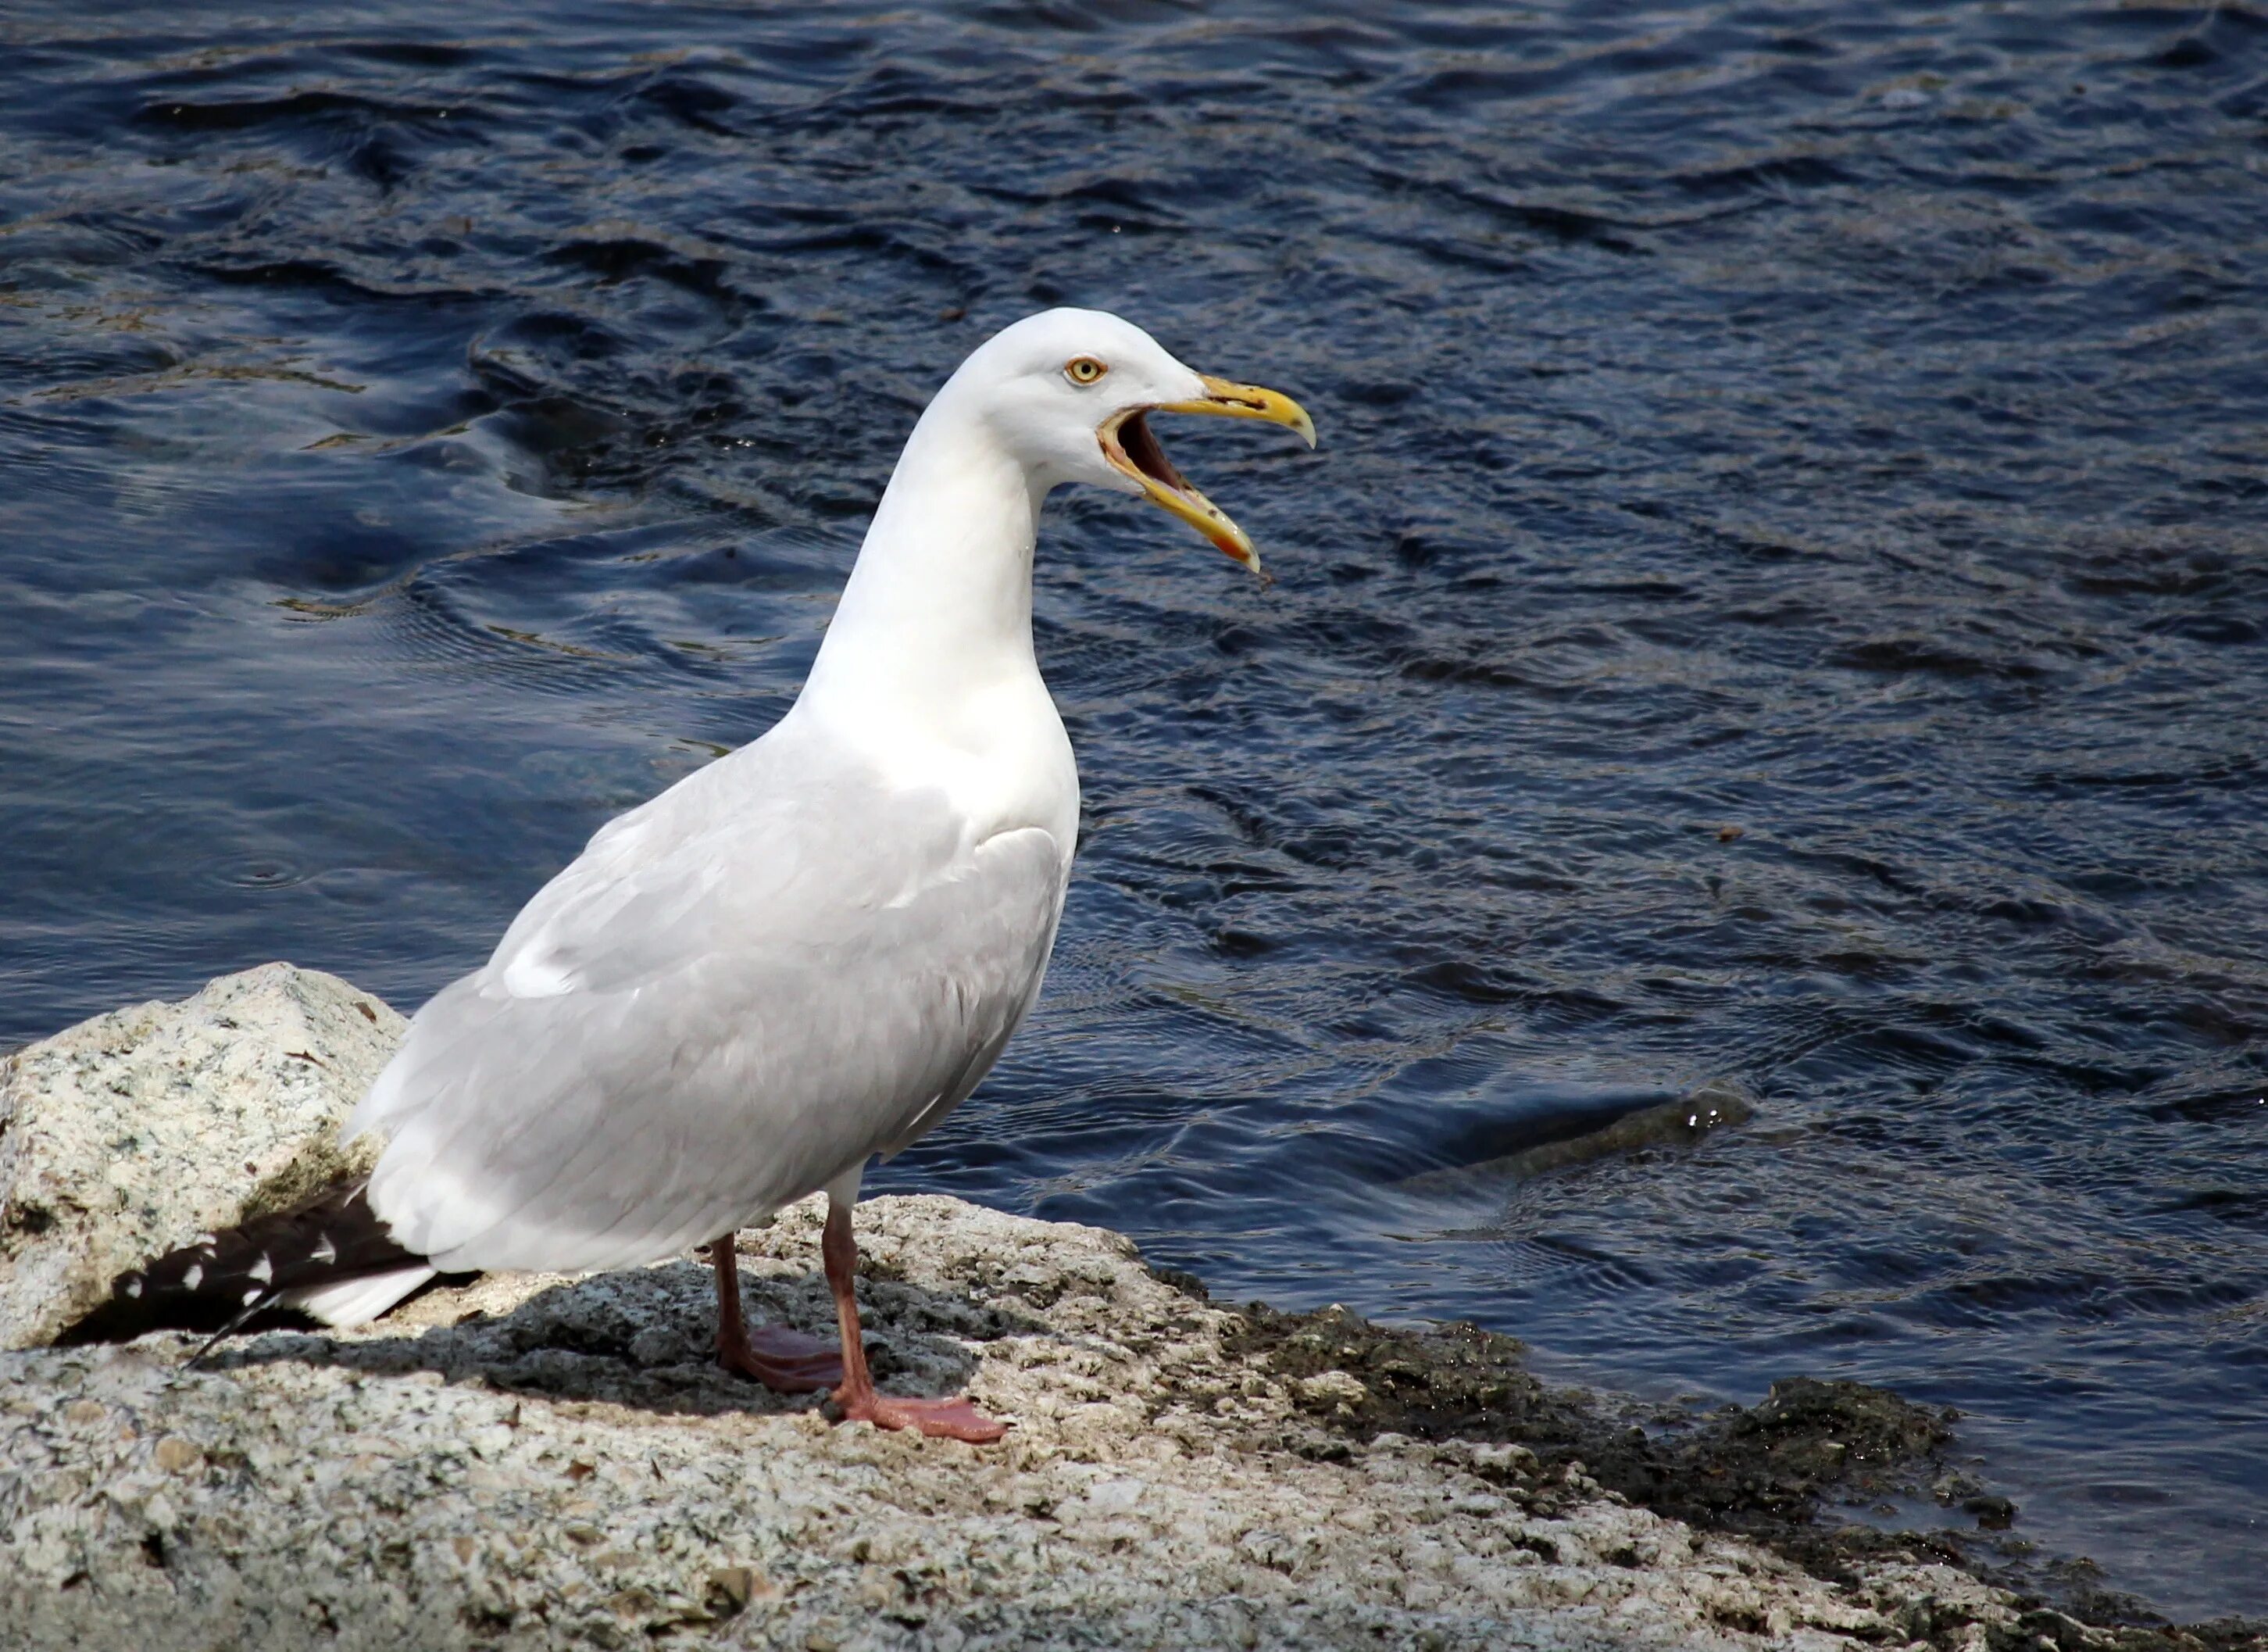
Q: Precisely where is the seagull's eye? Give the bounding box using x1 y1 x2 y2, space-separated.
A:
1064 356 1108 386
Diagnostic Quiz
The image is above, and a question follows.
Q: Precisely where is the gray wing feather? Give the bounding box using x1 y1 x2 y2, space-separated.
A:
350 733 1067 1275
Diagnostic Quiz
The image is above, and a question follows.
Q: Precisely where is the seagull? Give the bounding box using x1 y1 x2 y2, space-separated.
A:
73 309 1314 1443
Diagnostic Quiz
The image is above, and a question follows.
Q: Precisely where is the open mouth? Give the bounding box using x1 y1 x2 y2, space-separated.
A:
1113 410 1191 497
1100 406 1253 567
1095 374 1315 575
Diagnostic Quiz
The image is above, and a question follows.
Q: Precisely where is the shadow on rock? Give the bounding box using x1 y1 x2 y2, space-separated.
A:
210 1257 1051 1420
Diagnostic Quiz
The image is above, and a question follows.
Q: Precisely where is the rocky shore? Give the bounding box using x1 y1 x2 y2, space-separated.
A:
2 968 2259 1651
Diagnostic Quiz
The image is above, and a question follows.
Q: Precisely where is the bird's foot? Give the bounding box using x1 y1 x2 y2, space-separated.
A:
716 1324 844 1394
831 1382 1008 1443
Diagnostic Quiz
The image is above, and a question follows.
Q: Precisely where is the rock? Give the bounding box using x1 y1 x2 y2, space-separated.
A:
0 1193 1899 1652
0 971 2255 1652
1395 1082 1755 1196
1961 1493 2017 1531
0 964 404 1350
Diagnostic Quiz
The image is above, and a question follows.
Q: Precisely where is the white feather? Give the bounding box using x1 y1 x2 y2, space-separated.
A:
283 1267 437 1328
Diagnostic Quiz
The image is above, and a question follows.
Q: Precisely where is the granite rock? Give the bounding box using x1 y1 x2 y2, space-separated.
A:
2 1194 1898 1652
0 964 403 1350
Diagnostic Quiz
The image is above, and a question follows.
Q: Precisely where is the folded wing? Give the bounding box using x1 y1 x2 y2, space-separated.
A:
349 735 1067 1275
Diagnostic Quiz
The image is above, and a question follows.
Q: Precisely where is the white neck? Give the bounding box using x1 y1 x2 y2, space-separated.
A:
798 384 1048 721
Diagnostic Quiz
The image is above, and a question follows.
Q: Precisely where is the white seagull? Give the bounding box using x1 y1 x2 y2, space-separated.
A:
78 309 1314 1442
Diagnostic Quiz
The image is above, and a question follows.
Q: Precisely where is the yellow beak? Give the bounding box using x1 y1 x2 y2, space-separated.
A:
1099 374 1316 575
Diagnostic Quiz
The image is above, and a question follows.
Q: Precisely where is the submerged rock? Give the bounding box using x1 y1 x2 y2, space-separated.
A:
1398 1080 1755 1196
0 964 402 1350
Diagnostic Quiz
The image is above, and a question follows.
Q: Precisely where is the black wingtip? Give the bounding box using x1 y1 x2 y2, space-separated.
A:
58 1285 322 1347
54 1177 422 1348
186 1290 290 1367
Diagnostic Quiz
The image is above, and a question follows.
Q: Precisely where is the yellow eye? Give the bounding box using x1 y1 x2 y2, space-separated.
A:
1065 356 1108 385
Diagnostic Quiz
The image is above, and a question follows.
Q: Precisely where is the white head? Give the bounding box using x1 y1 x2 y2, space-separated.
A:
927 307 1316 573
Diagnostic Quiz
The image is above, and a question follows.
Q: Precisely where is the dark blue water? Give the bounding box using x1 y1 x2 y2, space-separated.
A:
3 0 2263 1618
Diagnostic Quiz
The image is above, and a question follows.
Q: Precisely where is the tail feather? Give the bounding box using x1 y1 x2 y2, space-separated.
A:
283 1264 438 1327
59 1179 443 1345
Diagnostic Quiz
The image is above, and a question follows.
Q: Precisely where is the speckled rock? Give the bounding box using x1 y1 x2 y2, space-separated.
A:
2 1195 1897 1652
0 964 403 1350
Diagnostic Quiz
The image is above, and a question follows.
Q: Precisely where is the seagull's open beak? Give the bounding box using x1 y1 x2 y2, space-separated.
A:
1099 374 1316 575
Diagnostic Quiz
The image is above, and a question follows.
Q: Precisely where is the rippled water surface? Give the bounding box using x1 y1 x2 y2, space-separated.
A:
4 0 2264 1617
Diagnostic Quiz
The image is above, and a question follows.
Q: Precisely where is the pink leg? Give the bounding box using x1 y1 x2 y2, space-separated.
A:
822 1196 1005 1443
710 1238 843 1394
